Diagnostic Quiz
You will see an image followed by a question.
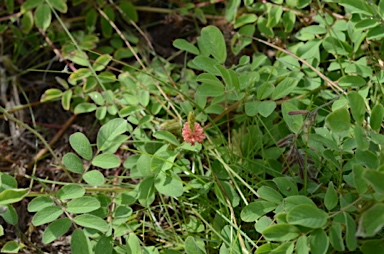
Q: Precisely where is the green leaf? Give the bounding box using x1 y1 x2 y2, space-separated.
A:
95 235 113 254
119 105 142 117
137 154 153 177
338 75 366 87
258 101 276 117
127 233 141 254
119 2 138 22
348 91 365 124
240 201 276 222
357 149 379 169
284 195 316 212
154 171 183 197
297 0 311 8
88 92 104 106
42 218 72 244
138 177 155 207
257 82 274 100
67 196 101 214
262 224 300 241
21 11 34 33
74 103 97 114
50 0 68 13
71 229 92 254
225 0 240 22
32 206 63 226
326 107 351 132
357 203 384 238
244 101 259 117
339 0 374 16
282 102 304 133
257 186 283 204
153 131 180 146
96 118 129 151
196 78 225 97
28 196 54 212
355 19 380 30
255 243 279 254
173 39 199 55
353 164 368 194
92 154 121 169
273 177 299 196
191 56 220 75
361 240 384 253
309 229 329 254
200 25 226 63
185 236 205 254
63 152 84 174
65 49 89 66
354 125 369 151
74 214 109 232
69 133 93 160
234 13 257 29
1 241 23 253
272 77 299 100
370 104 384 131
322 36 352 56
255 216 274 234
379 0 384 17
324 182 338 211
83 170 105 186
0 189 28 205
220 181 240 208
329 223 345 251
231 24 255 55
41 88 63 102
258 16 274 37
100 6 114 38
93 54 112 71
57 184 85 200
283 11 296 33
367 25 384 40
267 5 283 28
22 0 44 12
34 4 51 31
0 205 18 225
296 235 309 254
363 169 384 194
0 173 17 190
287 204 328 228
215 65 239 91
344 212 357 251
61 90 72 110
271 242 294 253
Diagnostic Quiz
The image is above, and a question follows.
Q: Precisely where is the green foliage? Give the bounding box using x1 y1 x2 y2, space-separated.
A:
3 0 384 253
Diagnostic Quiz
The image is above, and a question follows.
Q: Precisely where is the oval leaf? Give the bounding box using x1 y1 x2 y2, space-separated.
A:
0 189 28 205
62 152 84 174
69 132 93 160
326 107 351 132
241 201 276 222
66 196 101 214
32 206 63 226
92 154 121 169
57 184 85 200
83 170 105 186
42 218 72 244
287 204 328 228
200 26 226 63
74 214 109 232
71 229 92 254
262 224 300 241
34 4 51 31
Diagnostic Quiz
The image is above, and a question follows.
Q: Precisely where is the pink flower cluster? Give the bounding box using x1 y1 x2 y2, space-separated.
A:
182 122 206 146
